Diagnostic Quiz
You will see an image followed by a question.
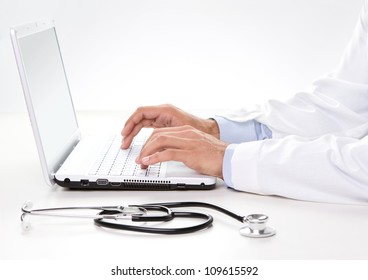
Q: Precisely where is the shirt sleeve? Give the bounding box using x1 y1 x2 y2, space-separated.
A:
213 116 272 143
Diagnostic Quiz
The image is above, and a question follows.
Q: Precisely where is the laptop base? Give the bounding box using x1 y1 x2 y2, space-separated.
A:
55 177 216 190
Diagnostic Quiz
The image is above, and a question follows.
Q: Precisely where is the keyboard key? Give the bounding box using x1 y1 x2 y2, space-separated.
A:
88 133 162 178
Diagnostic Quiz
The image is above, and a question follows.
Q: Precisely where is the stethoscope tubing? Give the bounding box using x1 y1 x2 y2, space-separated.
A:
94 210 214 234
93 201 242 235
144 201 245 223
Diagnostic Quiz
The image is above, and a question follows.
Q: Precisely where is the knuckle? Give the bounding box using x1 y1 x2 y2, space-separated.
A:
135 106 144 113
156 134 168 143
159 103 173 111
150 128 163 138
135 106 150 114
184 127 202 138
182 124 194 130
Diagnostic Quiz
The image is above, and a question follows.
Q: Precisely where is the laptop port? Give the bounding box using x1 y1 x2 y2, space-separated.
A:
110 182 122 187
80 179 89 187
96 179 109 186
176 183 186 189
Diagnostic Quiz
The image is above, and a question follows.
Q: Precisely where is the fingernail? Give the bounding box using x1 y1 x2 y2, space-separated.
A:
142 156 150 163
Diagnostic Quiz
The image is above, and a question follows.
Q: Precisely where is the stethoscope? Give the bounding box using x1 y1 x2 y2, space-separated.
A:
21 201 276 238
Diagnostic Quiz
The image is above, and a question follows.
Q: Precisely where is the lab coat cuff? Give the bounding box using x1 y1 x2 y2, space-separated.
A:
229 141 264 194
223 144 237 187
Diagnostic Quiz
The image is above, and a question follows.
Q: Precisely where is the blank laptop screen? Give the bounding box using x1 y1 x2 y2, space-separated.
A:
18 27 78 170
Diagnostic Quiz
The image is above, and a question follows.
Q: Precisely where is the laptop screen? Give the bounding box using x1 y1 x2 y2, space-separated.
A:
16 26 79 173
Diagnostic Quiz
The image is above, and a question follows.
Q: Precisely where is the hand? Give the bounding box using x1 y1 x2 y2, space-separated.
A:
121 104 220 149
135 125 228 179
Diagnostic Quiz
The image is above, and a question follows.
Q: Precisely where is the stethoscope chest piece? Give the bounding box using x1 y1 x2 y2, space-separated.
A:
240 214 276 238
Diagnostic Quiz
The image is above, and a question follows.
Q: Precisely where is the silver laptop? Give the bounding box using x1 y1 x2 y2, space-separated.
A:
10 20 216 190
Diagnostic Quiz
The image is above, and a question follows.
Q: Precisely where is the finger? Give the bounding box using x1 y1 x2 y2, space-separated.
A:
121 122 144 149
138 131 192 168
121 106 159 137
140 149 189 166
136 135 195 164
138 126 204 156
147 125 195 138
141 125 199 148
137 126 186 151
121 116 141 139
121 119 156 149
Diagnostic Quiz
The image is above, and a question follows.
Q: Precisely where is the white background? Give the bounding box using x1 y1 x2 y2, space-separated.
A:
0 0 364 113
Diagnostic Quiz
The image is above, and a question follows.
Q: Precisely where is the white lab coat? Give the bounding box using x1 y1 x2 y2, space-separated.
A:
221 0 368 204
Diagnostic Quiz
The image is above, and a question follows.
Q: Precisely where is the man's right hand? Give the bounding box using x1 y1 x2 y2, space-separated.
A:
121 104 220 149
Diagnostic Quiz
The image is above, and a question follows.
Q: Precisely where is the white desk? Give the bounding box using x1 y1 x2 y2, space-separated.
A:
1 111 368 260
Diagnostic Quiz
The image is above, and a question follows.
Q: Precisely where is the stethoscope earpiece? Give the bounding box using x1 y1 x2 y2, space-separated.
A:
239 214 276 238
21 220 32 231
21 201 33 231
22 200 33 211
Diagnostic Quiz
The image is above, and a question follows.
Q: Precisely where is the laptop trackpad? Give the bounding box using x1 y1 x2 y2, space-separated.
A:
165 161 205 178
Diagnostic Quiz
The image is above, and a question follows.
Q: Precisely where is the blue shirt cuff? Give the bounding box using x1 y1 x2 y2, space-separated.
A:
213 116 272 143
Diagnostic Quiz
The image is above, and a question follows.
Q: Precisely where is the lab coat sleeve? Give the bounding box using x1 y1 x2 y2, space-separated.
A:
227 134 368 205
217 0 368 140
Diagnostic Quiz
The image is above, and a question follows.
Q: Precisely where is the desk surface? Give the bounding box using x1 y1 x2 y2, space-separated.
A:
1 111 368 260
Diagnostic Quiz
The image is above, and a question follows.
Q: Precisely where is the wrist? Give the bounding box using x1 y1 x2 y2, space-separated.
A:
204 118 220 139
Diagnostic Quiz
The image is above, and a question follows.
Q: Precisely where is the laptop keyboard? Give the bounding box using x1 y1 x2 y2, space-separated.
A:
88 133 162 177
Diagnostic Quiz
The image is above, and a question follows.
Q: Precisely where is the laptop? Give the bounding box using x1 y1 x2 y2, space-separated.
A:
10 20 216 190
